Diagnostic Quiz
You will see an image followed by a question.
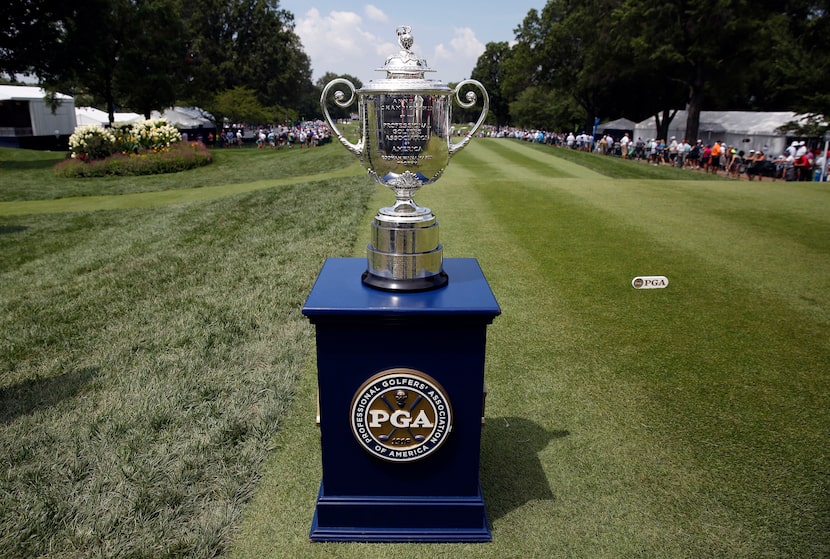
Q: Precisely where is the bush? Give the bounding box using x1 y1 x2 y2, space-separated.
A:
133 119 182 151
68 119 183 161
55 142 214 178
68 125 117 161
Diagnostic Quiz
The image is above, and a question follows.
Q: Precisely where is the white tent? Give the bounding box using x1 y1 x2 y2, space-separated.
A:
0 85 76 137
150 107 214 129
600 117 637 134
633 110 805 155
75 106 142 127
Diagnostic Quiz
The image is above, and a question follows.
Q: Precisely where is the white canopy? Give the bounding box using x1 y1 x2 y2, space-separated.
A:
600 117 637 132
150 107 214 128
633 110 806 155
0 85 76 136
75 106 142 127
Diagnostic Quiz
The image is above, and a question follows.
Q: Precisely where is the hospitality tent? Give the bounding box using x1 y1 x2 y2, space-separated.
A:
75 106 142 127
150 107 216 141
0 85 76 148
632 110 806 155
151 107 214 128
600 117 637 138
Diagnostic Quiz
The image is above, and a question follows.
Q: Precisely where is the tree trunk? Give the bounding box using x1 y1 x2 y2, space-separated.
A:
105 82 115 126
654 108 677 140
684 64 705 142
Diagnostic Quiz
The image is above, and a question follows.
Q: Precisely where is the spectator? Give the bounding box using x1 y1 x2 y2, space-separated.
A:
668 136 678 164
620 133 631 159
709 141 722 174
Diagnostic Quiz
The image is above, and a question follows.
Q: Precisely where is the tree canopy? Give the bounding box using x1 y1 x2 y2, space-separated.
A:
485 0 830 137
1 0 312 126
2 0 827 136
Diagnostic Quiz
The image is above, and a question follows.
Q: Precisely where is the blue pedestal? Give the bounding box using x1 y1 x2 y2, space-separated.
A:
302 258 500 542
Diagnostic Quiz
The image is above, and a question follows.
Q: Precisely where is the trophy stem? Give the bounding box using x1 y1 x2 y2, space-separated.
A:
379 199 430 218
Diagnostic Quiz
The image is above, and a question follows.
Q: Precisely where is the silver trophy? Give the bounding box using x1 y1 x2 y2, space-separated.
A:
321 25 488 291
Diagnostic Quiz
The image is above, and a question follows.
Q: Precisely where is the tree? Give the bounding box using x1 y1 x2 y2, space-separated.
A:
757 1 830 122
612 0 760 142
503 0 830 139
178 0 313 115
47 0 133 124
507 0 634 131
510 86 583 130
0 0 67 80
2 0 187 123
470 42 513 127
211 86 292 125
114 0 187 118
2 0 315 125
317 72 363 121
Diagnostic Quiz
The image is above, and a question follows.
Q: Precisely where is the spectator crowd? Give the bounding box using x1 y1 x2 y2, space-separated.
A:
487 126 828 182
203 120 332 150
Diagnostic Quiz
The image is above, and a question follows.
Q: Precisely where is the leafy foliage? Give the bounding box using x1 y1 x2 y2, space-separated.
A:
479 0 830 136
0 0 313 124
179 0 312 119
470 42 513 127
67 119 182 161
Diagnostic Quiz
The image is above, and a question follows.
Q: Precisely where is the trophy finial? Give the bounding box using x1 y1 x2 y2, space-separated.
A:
383 25 430 77
396 26 414 52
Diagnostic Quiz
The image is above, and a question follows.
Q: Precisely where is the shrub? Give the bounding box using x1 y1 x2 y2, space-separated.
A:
68 125 117 161
111 122 140 155
133 119 182 152
68 119 183 161
55 142 213 178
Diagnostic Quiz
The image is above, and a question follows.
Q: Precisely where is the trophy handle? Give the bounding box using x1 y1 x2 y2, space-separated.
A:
449 79 489 156
320 78 363 157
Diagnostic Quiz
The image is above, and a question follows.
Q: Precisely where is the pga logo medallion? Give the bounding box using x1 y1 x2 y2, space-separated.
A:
350 368 452 462
632 275 669 289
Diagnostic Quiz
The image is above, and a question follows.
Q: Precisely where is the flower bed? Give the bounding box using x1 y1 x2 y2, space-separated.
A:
58 118 213 177
69 119 182 161
55 141 214 177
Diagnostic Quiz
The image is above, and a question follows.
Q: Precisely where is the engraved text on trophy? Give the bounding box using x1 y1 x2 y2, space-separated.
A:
366 94 449 184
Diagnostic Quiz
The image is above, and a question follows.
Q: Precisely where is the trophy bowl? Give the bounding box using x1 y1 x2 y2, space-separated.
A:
321 25 488 292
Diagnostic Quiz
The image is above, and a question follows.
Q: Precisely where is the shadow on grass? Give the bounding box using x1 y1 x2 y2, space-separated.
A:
481 416 568 521
0 367 98 423
0 225 27 234
0 158 62 171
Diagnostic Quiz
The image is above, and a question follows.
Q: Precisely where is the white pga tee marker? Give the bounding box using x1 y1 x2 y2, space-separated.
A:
632 276 669 289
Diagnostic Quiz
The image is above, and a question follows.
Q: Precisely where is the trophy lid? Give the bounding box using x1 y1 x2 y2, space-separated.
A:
359 26 449 94
378 26 435 79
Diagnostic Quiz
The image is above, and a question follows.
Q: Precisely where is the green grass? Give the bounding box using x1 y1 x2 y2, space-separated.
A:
0 144 357 201
2 140 828 558
0 145 373 557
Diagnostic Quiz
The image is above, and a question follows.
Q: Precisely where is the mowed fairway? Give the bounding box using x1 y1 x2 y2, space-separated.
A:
232 139 829 558
1 140 828 558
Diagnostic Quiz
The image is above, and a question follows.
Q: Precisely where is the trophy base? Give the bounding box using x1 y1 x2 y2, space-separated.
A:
362 269 448 292
363 209 448 292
